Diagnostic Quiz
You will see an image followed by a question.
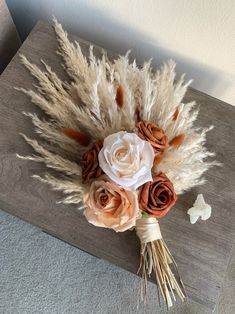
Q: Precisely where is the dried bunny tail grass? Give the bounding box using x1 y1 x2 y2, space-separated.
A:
32 173 85 205
18 134 82 177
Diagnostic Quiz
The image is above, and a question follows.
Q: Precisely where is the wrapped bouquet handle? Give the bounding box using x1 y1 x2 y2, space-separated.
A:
17 18 217 309
136 217 186 307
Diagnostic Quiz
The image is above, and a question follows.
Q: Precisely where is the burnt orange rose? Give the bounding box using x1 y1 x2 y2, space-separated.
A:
136 120 168 157
82 141 103 183
139 172 177 218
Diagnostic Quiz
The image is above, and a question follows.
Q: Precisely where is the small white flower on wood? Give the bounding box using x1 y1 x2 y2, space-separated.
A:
187 194 212 224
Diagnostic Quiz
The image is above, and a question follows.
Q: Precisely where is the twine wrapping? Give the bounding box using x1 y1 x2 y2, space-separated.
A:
136 217 162 243
135 217 186 308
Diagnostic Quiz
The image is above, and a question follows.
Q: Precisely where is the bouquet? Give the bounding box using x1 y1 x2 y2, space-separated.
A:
17 19 218 308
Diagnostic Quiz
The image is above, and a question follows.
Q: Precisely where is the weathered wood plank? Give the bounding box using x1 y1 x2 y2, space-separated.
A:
0 21 234 310
0 0 21 73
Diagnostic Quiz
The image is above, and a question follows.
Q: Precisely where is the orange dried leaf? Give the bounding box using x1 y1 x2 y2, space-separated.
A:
136 105 141 122
154 154 163 165
61 128 90 146
169 134 185 147
172 107 179 121
116 85 124 108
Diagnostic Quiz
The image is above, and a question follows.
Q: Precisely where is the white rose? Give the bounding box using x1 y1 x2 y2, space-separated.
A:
98 131 154 190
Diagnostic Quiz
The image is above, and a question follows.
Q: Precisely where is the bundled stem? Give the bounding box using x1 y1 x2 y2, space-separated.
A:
136 218 186 308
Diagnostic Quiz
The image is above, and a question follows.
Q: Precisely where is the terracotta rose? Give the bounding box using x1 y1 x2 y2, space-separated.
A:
139 172 177 218
82 141 103 183
136 120 168 156
84 175 140 232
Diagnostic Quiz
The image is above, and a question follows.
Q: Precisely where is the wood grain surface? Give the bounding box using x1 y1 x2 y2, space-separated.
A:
0 0 21 73
0 21 234 311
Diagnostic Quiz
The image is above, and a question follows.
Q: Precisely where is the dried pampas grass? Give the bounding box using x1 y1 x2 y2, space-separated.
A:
17 19 217 203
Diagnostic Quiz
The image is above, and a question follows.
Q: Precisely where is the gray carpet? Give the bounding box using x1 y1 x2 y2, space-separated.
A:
0 210 234 314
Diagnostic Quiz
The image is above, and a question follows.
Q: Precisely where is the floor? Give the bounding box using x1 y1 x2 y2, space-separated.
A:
0 210 234 314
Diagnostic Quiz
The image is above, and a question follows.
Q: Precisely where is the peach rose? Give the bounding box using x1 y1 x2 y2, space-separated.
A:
136 120 168 155
82 141 103 183
84 176 140 232
139 172 177 218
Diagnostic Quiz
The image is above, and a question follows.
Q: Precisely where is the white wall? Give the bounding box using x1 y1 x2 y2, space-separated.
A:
6 0 235 105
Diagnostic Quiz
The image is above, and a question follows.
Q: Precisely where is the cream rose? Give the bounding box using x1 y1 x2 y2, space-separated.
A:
98 131 154 190
84 175 140 232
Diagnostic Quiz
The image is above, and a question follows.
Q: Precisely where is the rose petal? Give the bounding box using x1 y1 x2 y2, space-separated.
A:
84 176 140 232
139 172 177 218
98 131 154 190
